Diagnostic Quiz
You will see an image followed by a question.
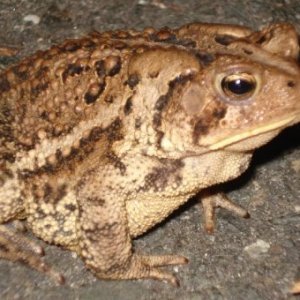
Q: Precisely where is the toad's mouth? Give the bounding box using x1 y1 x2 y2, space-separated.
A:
207 114 300 150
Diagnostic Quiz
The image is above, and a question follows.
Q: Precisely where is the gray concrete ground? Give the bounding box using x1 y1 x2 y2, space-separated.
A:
0 0 299 299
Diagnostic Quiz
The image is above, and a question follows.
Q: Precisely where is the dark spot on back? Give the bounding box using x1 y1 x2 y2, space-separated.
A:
95 60 106 77
243 48 253 55
149 30 177 43
126 73 140 89
107 57 121 76
104 95 114 103
2 152 16 163
31 82 49 97
65 204 77 212
54 184 68 204
40 111 48 120
173 38 197 48
95 57 122 77
62 64 84 83
215 34 236 46
95 198 106 206
194 52 215 66
124 96 133 115
154 95 168 111
86 127 103 143
149 30 197 48
168 74 193 88
62 41 81 52
287 80 296 88
12 66 29 81
257 35 267 44
84 82 106 104
111 31 129 39
55 149 64 164
85 118 123 144
114 41 127 50
105 117 123 142
82 39 96 49
135 118 142 129
156 130 164 147
35 66 50 79
84 93 98 105
153 95 168 127
152 113 162 128
43 183 53 202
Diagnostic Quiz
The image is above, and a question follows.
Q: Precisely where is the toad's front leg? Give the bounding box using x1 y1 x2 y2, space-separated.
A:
200 191 250 233
76 167 187 285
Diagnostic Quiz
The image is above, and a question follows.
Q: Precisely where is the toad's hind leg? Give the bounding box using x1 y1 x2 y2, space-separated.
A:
0 176 64 284
77 167 188 285
0 224 64 284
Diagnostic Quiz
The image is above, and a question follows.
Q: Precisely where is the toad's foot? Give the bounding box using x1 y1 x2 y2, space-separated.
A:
0 225 64 284
201 192 250 233
93 254 188 286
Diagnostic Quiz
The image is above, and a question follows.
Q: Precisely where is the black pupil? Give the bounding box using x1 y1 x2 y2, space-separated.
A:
222 78 255 95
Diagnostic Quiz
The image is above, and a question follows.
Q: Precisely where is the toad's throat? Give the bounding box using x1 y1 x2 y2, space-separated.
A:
207 114 299 150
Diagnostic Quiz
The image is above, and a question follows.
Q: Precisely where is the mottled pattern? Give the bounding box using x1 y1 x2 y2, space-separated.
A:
0 22 300 285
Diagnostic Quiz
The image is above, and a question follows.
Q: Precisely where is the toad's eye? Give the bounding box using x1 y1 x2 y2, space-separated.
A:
221 73 256 99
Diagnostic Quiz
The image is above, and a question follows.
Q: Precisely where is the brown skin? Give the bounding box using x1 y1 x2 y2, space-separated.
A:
0 22 300 287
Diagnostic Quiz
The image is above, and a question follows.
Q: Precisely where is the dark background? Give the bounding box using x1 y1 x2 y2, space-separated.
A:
0 1 299 299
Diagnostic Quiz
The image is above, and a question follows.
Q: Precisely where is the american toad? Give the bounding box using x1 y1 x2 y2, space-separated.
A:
0 22 299 286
